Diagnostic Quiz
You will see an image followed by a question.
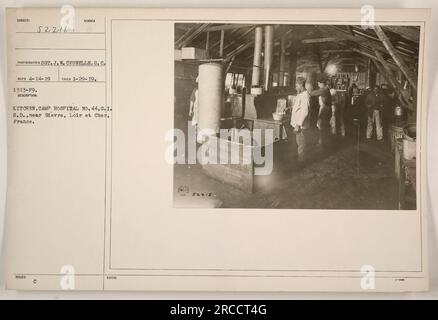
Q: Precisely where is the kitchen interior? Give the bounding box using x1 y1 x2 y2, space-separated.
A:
174 23 419 209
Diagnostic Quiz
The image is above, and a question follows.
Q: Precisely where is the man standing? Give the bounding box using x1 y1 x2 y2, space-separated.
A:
290 78 311 163
365 86 384 141
309 76 332 150
329 88 338 135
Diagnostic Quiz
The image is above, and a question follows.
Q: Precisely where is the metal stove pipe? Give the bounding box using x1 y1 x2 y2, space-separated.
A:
263 25 274 92
251 26 263 88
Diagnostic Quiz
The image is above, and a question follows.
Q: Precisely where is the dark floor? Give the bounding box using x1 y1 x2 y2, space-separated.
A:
173 126 401 210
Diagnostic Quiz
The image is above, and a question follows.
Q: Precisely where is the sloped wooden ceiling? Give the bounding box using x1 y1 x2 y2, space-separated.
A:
175 23 420 77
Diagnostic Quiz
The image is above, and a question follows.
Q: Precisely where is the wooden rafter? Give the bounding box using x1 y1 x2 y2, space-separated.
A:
175 23 420 93
374 25 417 90
382 26 420 44
225 41 253 62
222 26 256 52
350 47 397 69
175 23 210 49
205 24 255 32
319 25 417 63
302 37 344 44
330 30 400 71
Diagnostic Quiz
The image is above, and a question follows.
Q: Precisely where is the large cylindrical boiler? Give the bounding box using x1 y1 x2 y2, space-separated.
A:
198 63 224 138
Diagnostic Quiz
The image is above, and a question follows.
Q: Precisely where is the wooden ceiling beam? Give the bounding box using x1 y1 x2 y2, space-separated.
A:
204 24 255 32
382 26 420 44
350 27 417 59
301 37 346 44
320 25 417 62
374 25 417 90
325 27 413 71
221 26 256 52
320 49 355 54
174 24 200 48
350 47 398 71
175 23 210 49
225 41 254 62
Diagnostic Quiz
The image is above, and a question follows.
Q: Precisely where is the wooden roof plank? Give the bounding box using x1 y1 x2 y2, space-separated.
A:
205 24 255 32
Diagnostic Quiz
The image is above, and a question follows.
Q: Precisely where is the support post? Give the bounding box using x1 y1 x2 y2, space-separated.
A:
219 29 225 58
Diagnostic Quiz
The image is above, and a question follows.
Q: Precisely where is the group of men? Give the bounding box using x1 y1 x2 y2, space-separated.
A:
288 76 392 164
289 75 340 163
188 73 392 165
